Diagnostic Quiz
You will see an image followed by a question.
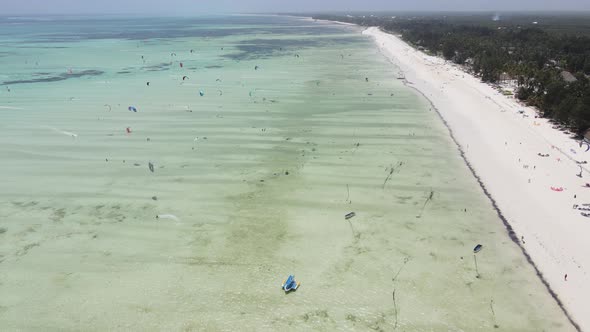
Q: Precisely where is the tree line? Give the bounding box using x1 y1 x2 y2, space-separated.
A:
311 14 590 135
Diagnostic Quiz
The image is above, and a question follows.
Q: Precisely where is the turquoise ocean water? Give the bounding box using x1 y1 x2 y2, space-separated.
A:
0 15 574 330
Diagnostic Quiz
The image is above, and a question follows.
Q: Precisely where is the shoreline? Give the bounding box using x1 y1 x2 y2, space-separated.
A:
403 70 581 332
1 15 583 330
362 26 588 331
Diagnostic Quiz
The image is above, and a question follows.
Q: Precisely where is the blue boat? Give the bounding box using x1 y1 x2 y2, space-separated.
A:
282 275 300 292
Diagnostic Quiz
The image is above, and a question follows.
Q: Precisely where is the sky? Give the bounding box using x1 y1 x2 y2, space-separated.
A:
2 0 590 15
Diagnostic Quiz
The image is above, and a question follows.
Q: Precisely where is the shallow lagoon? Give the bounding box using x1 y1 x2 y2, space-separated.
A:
0 15 574 331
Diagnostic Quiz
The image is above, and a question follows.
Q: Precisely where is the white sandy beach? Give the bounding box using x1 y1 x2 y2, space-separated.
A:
364 26 590 331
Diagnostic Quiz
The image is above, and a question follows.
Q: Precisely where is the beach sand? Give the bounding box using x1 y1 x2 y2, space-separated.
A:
364 26 589 331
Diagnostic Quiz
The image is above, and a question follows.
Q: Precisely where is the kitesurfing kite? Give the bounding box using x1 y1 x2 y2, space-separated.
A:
580 140 590 152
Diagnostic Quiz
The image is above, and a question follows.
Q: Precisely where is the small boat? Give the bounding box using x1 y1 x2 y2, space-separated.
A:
473 244 483 253
581 212 590 218
282 275 300 292
345 212 356 220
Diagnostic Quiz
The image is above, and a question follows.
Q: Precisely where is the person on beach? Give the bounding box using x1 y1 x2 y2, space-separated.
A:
565 274 568 281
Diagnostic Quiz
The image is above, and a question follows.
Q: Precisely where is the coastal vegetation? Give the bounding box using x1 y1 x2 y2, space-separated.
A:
309 13 590 135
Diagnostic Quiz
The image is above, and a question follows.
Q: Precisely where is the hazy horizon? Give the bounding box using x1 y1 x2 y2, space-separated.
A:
2 0 590 16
